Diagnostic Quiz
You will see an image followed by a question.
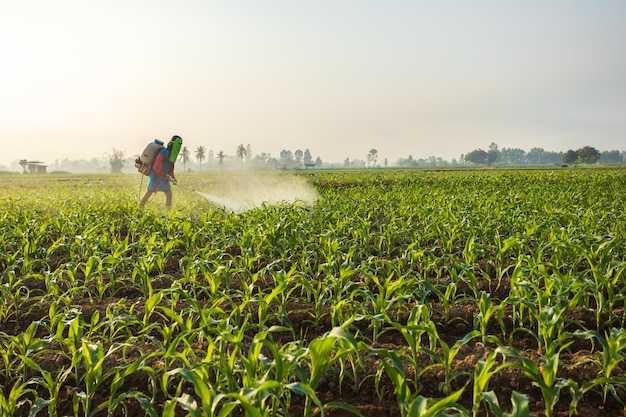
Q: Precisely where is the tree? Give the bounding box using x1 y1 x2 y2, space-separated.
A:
280 150 294 167
563 150 578 165
464 149 488 165
303 149 313 165
108 148 125 173
19 159 28 174
252 152 270 167
487 142 500 165
236 144 247 170
217 150 225 172
180 146 190 171
367 149 378 167
195 146 206 171
294 149 303 166
577 146 600 164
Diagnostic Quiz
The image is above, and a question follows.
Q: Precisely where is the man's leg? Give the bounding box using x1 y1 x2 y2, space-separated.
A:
140 190 154 206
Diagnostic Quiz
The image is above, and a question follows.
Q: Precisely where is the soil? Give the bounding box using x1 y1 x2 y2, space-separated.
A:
4 268 626 417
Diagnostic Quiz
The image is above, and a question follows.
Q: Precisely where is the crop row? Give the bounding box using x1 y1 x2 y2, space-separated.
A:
0 169 625 416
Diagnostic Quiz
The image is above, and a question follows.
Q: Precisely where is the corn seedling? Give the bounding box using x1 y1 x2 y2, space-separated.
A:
0 376 38 417
420 324 480 395
574 327 626 405
472 349 516 417
482 391 536 417
496 346 577 417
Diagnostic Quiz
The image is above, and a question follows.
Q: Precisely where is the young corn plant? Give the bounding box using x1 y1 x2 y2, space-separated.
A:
321 256 360 327
420 324 480 395
446 261 480 301
509 273 573 356
52 308 87 390
263 266 308 331
482 391 536 417
581 238 626 328
30 366 73 417
405 389 467 417
388 304 431 389
379 350 413 410
379 351 468 417
240 329 290 389
183 259 229 297
460 233 481 294
0 320 50 382
489 232 521 291
474 291 505 345
419 279 461 325
101 301 144 341
0 376 39 417
222 383 286 417
472 349 516 417
164 365 238 417
0 270 30 324
496 346 578 417
302 322 361 415
74 339 110 417
354 271 411 343
573 327 626 405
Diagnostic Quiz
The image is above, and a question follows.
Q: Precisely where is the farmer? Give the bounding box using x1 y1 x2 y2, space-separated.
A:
140 135 182 209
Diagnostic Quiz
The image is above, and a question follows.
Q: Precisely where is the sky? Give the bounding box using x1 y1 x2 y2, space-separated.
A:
2 1 625 167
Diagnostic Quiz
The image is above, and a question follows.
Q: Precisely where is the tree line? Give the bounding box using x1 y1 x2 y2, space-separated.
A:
11 141 623 174
106 142 622 173
177 145 323 171
461 143 623 166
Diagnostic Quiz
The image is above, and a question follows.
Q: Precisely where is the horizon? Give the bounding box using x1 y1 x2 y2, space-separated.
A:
5 141 623 174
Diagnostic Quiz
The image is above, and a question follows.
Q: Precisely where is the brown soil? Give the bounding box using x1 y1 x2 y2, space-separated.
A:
3 270 626 417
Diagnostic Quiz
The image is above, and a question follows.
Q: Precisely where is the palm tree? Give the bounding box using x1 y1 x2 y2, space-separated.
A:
195 146 206 171
181 146 190 171
236 144 247 170
217 150 225 172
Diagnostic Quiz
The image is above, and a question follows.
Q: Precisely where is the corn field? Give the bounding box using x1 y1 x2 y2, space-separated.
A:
0 168 625 417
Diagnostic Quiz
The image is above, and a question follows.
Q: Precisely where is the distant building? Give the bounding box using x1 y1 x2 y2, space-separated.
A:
19 160 47 174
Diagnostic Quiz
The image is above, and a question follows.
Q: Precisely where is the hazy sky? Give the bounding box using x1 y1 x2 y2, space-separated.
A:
2 1 625 167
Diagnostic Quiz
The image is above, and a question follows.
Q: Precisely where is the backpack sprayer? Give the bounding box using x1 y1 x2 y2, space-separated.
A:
136 137 182 206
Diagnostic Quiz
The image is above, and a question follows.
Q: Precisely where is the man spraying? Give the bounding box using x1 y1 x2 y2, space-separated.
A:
140 135 182 209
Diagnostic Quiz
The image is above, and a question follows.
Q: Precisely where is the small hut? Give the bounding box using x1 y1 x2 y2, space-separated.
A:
19 160 48 174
